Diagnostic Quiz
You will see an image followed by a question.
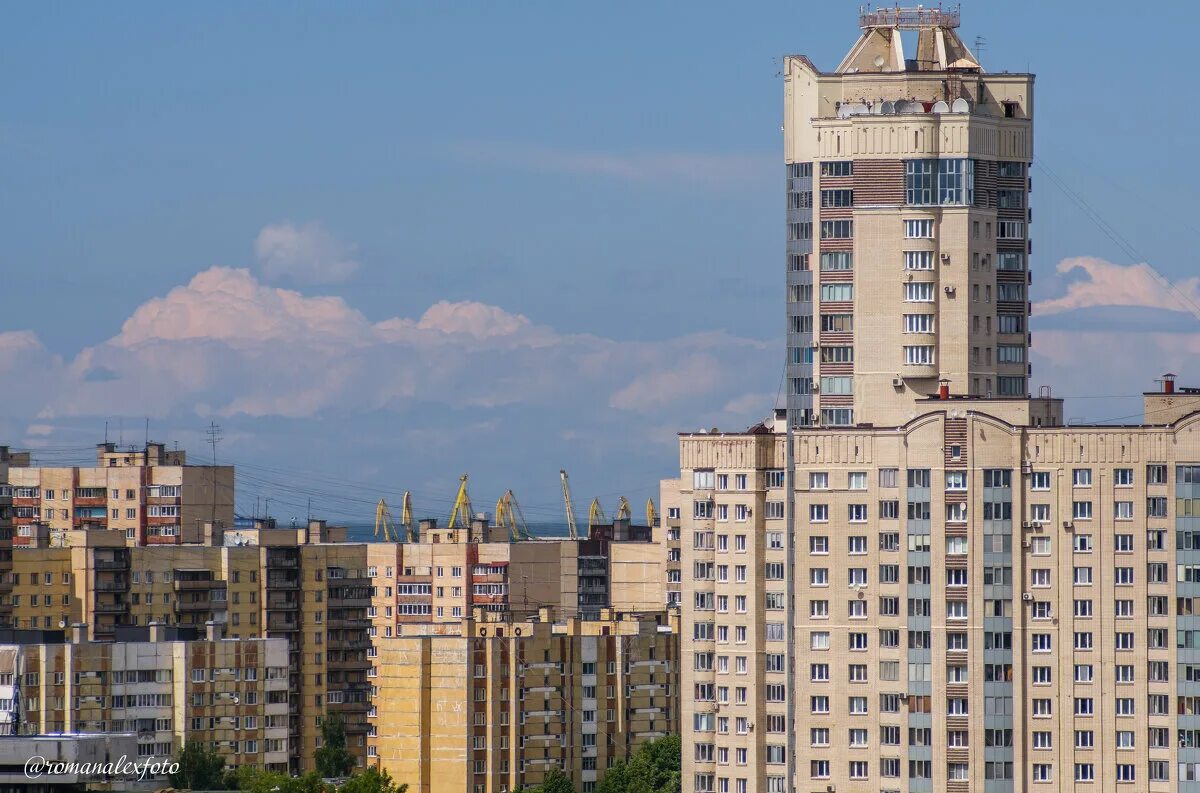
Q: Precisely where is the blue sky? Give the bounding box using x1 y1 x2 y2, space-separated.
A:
3 2 1199 522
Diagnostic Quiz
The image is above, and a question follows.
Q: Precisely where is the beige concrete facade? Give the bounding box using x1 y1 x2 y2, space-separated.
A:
368 609 678 793
10 528 370 775
5 443 233 547
0 625 289 774
677 385 1200 793
784 8 1033 428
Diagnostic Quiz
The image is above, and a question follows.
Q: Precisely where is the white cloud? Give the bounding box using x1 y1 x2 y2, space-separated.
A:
1035 257 1200 317
0 267 774 429
253 221 359 284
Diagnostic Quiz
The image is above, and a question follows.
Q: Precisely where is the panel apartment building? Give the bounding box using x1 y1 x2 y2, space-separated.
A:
674 7 1200 793
3 443 234 546
370 608 678 793
8 514 670 780
8 524 370 775
0 624 290 773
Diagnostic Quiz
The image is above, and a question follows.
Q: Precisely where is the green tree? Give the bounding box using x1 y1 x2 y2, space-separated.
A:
315 713 356 778
538 769 575 793
170 740 229 791
338 767 407 793
595 760 629 793
597 735 681 793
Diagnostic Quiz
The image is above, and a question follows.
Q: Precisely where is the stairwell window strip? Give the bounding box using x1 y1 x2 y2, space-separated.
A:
904 250 934 270
904 219 934 238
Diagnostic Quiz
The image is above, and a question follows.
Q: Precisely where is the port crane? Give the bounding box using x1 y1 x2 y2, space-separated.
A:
448 474 474 529
374 491 417 542
559 470 579 540
374 499 398 542
587 497 607 535
496 490 534 542
615 496 631 521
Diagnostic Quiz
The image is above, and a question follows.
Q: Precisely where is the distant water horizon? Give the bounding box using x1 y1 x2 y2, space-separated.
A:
338 521 573 543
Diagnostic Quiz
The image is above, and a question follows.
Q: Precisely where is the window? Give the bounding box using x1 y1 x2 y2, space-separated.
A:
820 220 852 239
904 345 935 365
998 314 1024 334
905 282 935 302
997 283 1025 302
820 161 852 177
820 346 853 363
904 218 934 238
819 376 852 394
997 220 1025 239
904 313 934 333
997 344 1024 363
820 189 853 208
820 283 853 301
1073 501 1093 520
997 251 1025 271
904 250 934 270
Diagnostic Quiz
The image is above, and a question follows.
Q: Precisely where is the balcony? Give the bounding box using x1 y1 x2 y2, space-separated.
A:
267 596 300 610
94 559 127 570
174 578 225 591
175 599 227 613
95 580 129 592
326 617 370 629
94 600 128 614
266 578 299 590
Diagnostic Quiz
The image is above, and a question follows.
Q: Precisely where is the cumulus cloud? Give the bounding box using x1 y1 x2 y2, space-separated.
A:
253 222 359 284
0 267 774 429
1035 257 1200 317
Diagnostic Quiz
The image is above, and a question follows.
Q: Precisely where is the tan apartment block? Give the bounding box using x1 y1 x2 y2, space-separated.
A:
784 6 1032 428
0 623 289 774
10 525 371 776
677 379 1200 793
369 609 678 793
5 443 233 546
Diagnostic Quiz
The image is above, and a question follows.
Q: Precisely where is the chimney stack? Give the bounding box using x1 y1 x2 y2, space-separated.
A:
938 378 950 400
1164 373 1177 394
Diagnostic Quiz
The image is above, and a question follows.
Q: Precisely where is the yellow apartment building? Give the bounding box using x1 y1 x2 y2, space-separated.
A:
4 443 233 546
369 608 678 793
0 623 289 774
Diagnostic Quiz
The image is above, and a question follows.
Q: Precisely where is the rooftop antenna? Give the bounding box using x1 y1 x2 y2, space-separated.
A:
205 421 223 529
974 35 986 64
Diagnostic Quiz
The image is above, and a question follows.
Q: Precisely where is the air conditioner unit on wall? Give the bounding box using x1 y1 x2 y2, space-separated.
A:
1021 592 1033 601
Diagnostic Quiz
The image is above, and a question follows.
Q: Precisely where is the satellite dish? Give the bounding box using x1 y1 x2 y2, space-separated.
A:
880 101 895 114
873 54 886 68
837 104 852 119
58 619 67 629
898 100 921 114
932 100 950 114
848 102 869 116
951 97 970 113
